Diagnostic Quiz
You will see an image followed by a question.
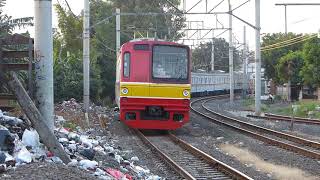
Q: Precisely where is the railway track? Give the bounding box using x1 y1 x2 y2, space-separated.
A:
190 96 320 160
134 129 252 180
247 113 320 125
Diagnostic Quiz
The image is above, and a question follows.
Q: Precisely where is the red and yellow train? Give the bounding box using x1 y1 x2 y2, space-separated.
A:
115 39 191 130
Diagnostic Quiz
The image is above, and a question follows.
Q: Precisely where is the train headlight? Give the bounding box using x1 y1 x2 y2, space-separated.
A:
121 88 129 95
183 90 190 97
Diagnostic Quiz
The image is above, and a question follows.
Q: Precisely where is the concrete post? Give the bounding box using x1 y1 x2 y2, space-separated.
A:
116 8 121 58
255 0 261 115
285 5 287 34
228 0 234 102
83 0 90 113
243 26 248 97
211 41 214 72
34 0 54 130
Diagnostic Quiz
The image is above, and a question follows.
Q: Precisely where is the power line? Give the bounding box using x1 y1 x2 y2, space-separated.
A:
261 34 316 51
262 34 309 49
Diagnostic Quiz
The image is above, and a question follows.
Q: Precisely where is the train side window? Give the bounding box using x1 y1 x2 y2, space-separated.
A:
123 52 130 78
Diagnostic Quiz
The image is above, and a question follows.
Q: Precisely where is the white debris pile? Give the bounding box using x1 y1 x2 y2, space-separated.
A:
0 108 163 180
60 98 82 112
55 98 111 116
55 98 114 129
0 110 24 126
55 125 163 179
0 110 29 138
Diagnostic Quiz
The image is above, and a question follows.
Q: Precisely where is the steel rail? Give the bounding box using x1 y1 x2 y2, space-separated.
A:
266 113 320 122
202 98 320 150
190 97 320 160
134 129 252 180
169 133 253 180
134 129 194 180
247 114 320 125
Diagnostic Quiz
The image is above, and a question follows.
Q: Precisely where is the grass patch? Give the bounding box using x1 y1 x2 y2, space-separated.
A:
242 98 255 107
63 121 78 131
242 96 320 118
242 97 270 112
273 106 292 116
272 100 320 118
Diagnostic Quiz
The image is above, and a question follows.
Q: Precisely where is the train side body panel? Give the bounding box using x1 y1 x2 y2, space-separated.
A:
191 72 243 97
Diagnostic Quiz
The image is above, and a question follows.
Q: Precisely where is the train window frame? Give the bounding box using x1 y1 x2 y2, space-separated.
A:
123 52 130 78
134 44 149 51
151 44 190 83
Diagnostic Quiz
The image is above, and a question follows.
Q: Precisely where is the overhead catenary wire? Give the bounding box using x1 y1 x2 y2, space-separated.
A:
261 36 315 52
262 34 311 49
261 34 316 52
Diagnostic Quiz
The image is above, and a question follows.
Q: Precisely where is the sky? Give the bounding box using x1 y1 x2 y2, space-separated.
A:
3 0 320 50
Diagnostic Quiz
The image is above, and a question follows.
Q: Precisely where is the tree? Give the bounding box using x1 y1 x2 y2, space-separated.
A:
276 51 303 85
262 33 303 83
300 37 320 87
93 0 186 103
53 3 101 103
53 0 186 105
0 1 33 37
191 38 241 72
111 0 185 40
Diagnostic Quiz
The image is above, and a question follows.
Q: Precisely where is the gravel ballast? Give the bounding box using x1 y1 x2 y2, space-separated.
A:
184 98 320 178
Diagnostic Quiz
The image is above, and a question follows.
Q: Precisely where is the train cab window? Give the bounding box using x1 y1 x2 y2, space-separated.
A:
152 45 188 80
123 52 130 78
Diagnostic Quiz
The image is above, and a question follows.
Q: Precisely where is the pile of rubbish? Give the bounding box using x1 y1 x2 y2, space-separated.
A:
0 109 162 180
55 98 113 128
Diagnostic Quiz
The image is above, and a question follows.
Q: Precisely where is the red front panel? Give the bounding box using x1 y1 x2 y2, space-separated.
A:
120 97 190 130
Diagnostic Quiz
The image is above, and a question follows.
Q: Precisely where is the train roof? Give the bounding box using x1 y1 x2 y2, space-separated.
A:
122 38 185 47
129 38 166 42
191 71 243 76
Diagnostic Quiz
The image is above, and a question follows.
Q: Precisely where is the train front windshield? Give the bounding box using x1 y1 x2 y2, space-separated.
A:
152 45 188 80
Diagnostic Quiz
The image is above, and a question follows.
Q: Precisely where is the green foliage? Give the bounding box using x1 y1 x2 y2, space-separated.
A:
242 97 254 107
0 0 6 7
53 0 185 105
63 121 77 131
262 33 303 83
191 38 241 72
272 100 320 118
53 4 101 103
55 4 83 53
112 0 185 40
0 2 33 37
276 51 303 85
300 38 320 87
241 97 269 112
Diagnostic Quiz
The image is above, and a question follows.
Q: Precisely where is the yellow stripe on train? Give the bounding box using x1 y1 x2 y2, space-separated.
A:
120 82 191 99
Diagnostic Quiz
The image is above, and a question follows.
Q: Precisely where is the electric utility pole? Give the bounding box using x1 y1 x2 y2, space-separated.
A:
83 0 90 117
116 8 121 58
243 26 248 97
211 41 214 71
228 0 234 102
255 0 261 115
34 0 54 130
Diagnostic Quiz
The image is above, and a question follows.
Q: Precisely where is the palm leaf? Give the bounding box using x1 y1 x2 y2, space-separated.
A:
0 0 6 8
9 17 34 28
